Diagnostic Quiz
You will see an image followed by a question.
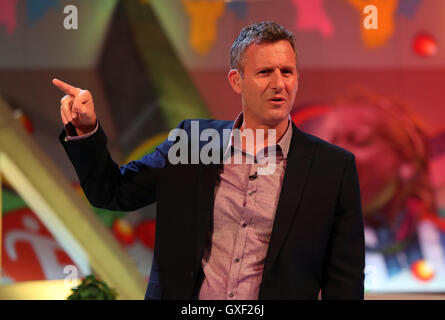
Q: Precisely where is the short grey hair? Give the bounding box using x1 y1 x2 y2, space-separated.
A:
230 21 298 76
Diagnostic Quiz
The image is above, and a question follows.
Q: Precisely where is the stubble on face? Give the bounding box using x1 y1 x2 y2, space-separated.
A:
238 40 298 138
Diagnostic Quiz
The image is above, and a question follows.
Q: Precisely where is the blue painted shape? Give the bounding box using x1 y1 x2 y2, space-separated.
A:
227 2 247 20
26 0 59 24
397 0 422 18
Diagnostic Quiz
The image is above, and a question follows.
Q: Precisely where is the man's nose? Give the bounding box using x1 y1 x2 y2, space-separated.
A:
270 69 285 91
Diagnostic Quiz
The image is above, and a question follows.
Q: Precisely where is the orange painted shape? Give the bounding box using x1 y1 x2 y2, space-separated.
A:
182 0 226 55
348 0 399 49
112 219 135 245
411 259 435 282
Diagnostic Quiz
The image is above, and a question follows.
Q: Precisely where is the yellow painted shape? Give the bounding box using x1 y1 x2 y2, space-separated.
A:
123 132 169 165
0 97 146 299
348 0 399 49
182 0 226 55
0 279 80 300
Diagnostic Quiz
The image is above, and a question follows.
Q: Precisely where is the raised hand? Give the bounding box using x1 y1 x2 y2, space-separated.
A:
52 78 97 136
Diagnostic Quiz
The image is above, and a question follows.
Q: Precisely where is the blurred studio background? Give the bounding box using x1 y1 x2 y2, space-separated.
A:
0 0 445 299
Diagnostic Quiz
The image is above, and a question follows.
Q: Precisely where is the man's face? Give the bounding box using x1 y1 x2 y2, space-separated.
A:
229 40 299 128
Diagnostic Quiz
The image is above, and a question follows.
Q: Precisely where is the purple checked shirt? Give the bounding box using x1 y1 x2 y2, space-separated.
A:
198 113 292 300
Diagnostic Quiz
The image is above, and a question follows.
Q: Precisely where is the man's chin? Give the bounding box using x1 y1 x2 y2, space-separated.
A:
264 110 290 126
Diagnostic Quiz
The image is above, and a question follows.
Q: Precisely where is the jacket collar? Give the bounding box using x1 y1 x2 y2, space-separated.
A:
223 112 293 159
262 121 316 279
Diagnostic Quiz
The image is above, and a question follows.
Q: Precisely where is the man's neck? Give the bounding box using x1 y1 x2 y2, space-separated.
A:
241 117 289 141
239 116 290 155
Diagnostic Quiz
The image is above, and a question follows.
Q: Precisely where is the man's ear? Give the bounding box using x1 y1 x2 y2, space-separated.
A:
228 69 242 94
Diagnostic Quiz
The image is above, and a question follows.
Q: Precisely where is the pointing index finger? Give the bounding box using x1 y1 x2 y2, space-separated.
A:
52 78 79 96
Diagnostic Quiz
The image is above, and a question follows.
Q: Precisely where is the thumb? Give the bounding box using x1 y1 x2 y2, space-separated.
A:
78 89 91 103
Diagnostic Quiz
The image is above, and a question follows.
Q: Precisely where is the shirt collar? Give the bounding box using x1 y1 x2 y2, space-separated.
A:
224 112 293 159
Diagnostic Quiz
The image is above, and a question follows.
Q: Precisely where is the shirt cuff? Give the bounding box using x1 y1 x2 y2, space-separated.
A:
64 121 99 141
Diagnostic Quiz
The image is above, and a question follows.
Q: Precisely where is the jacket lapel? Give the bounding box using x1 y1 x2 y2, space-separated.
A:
194 121 233 266
194 162 220 263
262 123 316 278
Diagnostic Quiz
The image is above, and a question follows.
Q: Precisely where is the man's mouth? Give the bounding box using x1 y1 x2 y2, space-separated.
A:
268 97 286 104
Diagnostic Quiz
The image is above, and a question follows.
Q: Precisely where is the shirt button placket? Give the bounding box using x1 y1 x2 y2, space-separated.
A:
246 164 258 203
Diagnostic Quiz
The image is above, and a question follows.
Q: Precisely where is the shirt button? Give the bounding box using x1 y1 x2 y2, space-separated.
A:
234 258 240 263
228 293 234 297
242 223 247 228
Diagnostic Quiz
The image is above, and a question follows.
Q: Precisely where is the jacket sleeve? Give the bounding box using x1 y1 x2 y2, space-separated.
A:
59 121 180 211
321 153 365 299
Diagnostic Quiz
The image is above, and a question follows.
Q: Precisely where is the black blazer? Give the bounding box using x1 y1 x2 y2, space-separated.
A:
60 119 365 300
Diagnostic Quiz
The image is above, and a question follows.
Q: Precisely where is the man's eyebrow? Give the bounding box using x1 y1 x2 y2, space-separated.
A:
279 65 296 70
255 66 273 71
255 65 296 71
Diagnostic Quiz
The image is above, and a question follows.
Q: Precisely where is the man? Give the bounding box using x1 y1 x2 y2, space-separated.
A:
54 21 365 300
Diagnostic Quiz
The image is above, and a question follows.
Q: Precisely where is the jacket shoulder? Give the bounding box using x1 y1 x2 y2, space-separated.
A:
181 119 234 132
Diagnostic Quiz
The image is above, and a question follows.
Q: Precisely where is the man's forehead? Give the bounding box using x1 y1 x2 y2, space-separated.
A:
245 40 294 54
243 41 296 64
253 63 297 70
